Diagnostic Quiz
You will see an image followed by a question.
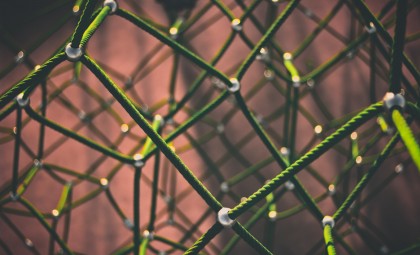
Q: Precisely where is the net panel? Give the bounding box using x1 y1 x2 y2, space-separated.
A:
0 0 419 254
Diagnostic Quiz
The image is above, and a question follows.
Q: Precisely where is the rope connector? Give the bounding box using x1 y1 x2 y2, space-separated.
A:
16 93 29 107
383 92 405 111
256 47 270 63
365 22 376 34
217 207 236 227
227 78 241 93
9 192 19 201
103 0 118 14
283 52 293 61
100 178 109 189
34 159 43 169
292 75 301 88
220 182 229 193
133 153 144 168
395 163 404 174
285 181 295 191
322 215 335 228
154 114 165 127
15 51 25 64
124 218 134 229
143 230 154 240
65 43 83 62
231 18 242 32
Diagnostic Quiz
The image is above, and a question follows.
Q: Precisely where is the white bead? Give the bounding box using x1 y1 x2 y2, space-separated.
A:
25 238 34 247
15 51 25 64
143 230 154 240
217 207 235 227
9 192 19 201
306 79 315 88
169 27 179 39
395 163 404 174
100 178 109 189
346 50 355 59
123 218 133 229
65 43 83 62
380 245 389 254
283 52 293 61
231 19 242 31
256 47 270 63
292 75 301 88
228 78 241 93
154 114 164 127
327 184 336 196
52 209 60 218
133 154 144 167
73 5 81 15
16 93 29 107
216 123 225 134
322 215 335 228
220 182 229 193
304 8 313 18
268 211 277 221
280 147 290 157
285 181 295 191
120 124 129 133
34 159 43 168
78 111 88 121
264 69 274 80
383 92 405 111
365 22 376 34
314 125 323 134
103 0 118 14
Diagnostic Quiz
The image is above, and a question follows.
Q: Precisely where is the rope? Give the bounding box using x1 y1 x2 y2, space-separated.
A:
0 1 418 254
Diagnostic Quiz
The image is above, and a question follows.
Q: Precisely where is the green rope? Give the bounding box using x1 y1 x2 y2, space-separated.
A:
392 110 420 172
81 54 223 211
324 224 337 255
333 133 400 221
229 103 383 219
389 0 407 93
79 5 111 48
18 197 74 255
184 223 223 255
0 52 65 109
70 0 98 48
115 9 232 88
236 0 300 80
0 2 418 254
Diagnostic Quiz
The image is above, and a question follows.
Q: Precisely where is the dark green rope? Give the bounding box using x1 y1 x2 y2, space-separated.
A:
333 133 400 222
389 0 407 93
229 103 383 219
70 0 98 48
324 224 337 255
0 52 66 109
183 223 223 255
81 54 223 211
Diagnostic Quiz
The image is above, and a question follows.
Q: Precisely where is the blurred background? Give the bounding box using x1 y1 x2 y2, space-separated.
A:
0 0 419 254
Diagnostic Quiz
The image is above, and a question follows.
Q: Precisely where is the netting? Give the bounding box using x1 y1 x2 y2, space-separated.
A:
0 0 419 254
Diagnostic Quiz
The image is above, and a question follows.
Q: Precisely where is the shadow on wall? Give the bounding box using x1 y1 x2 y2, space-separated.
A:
0 1 419 254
